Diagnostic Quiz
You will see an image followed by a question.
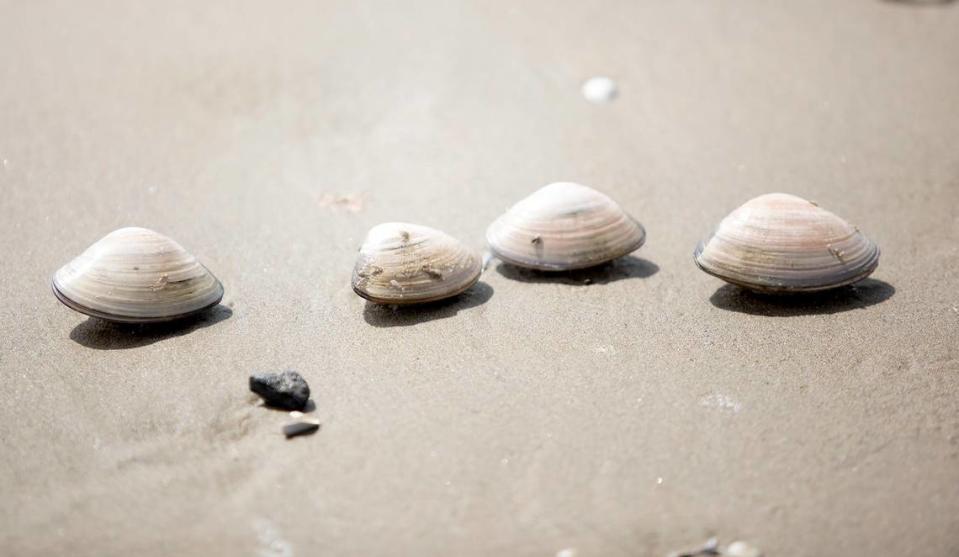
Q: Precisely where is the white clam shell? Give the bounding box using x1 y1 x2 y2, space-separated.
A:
694 193 880 293
486 182 646 271
52 227 224 323
351 223 482 305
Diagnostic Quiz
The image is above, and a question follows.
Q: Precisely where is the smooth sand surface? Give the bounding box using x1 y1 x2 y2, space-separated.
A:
2 1 958 555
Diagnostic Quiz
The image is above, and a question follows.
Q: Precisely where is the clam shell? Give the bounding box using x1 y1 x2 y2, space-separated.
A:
694 193 880 293
486 182 646 270
52 227 224 323
351 223 482 304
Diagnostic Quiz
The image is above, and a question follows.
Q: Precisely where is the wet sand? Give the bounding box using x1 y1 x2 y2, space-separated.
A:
1 1 958 555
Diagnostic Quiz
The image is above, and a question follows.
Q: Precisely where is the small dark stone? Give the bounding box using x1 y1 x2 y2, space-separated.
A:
249 370 310 410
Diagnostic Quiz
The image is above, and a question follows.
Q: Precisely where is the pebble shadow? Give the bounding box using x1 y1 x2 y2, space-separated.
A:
70 305 233 350
494 255 659 285
709 278 895 316
363 281 493 328
249 396 317 413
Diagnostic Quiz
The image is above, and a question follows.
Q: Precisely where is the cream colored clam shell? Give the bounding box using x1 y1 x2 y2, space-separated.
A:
694 193 880 293
52 227 224 323
486 182 646 271
351 223 482 304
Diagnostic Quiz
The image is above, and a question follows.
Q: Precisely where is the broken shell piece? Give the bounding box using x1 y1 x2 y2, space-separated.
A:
694 193 879 293
723 541 761 557
52 227 224 323
283 416 320 438
486 182 646 271
351 223 482 304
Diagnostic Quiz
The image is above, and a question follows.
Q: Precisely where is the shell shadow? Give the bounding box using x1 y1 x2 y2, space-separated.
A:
494 255 659 285
362 281 494 328
709 278 895 316
69 305 233 350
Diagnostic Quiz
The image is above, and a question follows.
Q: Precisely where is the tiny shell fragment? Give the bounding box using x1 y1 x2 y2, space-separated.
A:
283 417 320 438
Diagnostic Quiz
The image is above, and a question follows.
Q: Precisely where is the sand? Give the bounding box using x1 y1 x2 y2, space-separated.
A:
1 1 958 555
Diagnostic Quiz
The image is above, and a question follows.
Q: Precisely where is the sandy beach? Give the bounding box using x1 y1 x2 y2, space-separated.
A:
1 1 958 555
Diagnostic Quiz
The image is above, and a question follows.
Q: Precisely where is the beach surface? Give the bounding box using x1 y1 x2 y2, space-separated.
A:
1 1 958 555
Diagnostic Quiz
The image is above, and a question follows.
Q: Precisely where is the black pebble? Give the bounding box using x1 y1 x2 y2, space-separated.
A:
249 370 310 410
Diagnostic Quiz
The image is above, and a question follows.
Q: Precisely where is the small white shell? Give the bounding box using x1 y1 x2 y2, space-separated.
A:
486 182 646 271
582 76 618 103
351 223 482 305
52 227 224 323
694 193 880 293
